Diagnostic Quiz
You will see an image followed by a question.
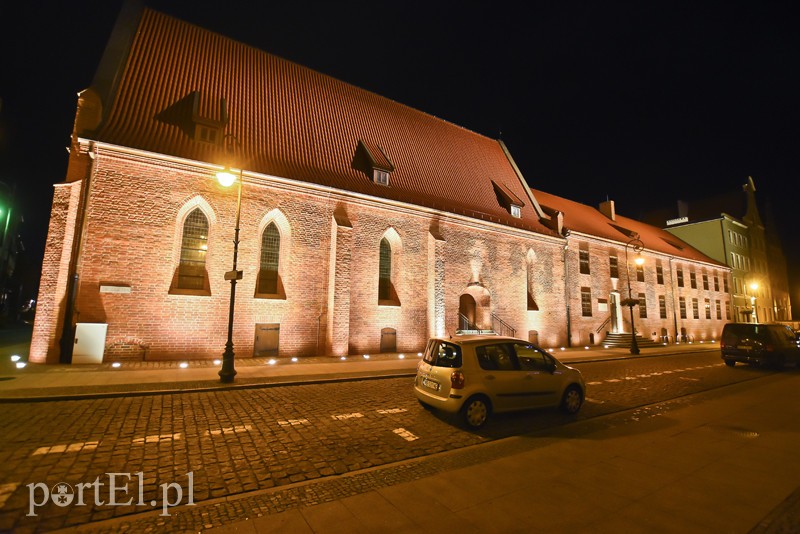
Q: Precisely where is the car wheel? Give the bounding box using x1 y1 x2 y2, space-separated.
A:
724 359 735 367
560 385 583 414
461 396 490 429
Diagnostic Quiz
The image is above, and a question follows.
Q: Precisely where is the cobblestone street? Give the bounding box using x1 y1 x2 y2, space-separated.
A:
2 348 791 532
0 378 493 531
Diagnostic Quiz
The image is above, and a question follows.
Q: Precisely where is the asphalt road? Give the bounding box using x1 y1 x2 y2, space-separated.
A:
0 351 790 532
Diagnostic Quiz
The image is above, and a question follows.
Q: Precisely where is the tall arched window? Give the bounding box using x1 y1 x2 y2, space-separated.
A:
379 238 392 301
258 222 281 295
526 249 539 311
178 208 209 290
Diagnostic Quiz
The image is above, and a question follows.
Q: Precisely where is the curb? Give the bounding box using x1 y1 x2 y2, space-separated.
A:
0 371 418 403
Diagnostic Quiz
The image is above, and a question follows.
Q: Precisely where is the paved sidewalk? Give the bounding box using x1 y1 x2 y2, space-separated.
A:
0 330 721 400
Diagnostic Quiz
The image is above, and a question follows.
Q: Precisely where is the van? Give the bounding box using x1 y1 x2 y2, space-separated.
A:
720 323 800 368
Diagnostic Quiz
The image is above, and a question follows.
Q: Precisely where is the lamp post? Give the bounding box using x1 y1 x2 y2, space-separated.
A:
749 282 759 323
622 234 644 355
217 134 243 383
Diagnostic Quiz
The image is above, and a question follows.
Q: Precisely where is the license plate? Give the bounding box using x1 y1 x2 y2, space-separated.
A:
422 378 440 391
737 345 751 351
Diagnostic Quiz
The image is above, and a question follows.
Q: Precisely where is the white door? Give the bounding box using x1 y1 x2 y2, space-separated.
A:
73 323 108 364
610 292 624 333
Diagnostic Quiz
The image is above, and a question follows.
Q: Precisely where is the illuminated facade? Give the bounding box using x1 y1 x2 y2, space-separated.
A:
654 177 792 324
30 6 730 363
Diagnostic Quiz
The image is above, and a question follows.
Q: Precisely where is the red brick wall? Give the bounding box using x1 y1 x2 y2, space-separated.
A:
32 145 730 362
30 181 83 363
563 238 728 347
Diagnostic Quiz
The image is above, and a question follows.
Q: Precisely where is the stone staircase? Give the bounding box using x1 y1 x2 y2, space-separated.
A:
601 332 665 349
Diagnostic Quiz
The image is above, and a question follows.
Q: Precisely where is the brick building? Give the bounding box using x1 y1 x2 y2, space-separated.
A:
30 5 729 364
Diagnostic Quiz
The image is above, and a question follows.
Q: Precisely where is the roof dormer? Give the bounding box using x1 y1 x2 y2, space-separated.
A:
491 180 524 218
352 140 394 186
155 91 228 144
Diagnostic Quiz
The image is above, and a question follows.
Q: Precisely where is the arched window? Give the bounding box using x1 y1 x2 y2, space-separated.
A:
526 249 539 311
379 238 392 301
177 208 209 290
258 222 281 295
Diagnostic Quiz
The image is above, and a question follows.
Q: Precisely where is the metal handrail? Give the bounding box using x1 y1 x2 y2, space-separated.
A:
491 313 516 337
595 315 611 333
458 313 478 331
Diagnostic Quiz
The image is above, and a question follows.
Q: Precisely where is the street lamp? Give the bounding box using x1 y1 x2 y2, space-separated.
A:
217 134 243 383
622 234 644 355
749 282 759 323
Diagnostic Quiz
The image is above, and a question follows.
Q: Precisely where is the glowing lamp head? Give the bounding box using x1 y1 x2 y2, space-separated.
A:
634 255 644 266
216 169 237 187
749 282 759 291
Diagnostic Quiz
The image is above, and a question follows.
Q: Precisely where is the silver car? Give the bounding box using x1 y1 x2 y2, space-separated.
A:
414 335 586 429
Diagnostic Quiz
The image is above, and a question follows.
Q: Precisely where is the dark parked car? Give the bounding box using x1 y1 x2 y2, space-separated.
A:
720 323 800 368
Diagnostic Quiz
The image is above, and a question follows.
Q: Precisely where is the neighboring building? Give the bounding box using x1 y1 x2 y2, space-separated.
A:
30 5 729 364
645 176 792 324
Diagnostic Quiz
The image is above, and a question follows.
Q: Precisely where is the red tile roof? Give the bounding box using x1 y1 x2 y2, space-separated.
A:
533 190 726 265
88 7 723 268
90 8 555 236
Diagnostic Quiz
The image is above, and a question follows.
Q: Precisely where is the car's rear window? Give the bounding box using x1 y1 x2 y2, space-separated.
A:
722 324 768 344
423 340 462 368
769 325 797 346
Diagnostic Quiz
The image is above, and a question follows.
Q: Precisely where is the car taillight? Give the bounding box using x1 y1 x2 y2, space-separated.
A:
451 370 465 389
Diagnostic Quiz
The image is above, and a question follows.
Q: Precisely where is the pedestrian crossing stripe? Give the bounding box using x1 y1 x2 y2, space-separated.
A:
0 483 19 508
131 433 181 445
331 413 364 420
277 419 309 427
377 408 407 414
393 428 419 441
31 441 100 456
205 425 252 436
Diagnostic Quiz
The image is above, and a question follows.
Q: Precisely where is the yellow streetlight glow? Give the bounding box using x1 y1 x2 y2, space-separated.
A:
217 169 237 187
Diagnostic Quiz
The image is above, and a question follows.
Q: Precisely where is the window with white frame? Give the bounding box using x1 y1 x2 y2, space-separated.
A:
373 169 390 186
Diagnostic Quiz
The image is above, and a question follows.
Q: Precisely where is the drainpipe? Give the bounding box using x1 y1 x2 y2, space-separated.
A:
58 142 96 363
563 241 571 347
668 256 679 343
317 312 324 356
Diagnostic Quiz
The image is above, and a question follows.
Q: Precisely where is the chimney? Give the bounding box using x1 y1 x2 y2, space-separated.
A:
599 200 616 221
677 200 688 219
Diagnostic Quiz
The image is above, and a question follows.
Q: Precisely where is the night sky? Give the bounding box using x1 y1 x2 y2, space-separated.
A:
2 1 798 315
